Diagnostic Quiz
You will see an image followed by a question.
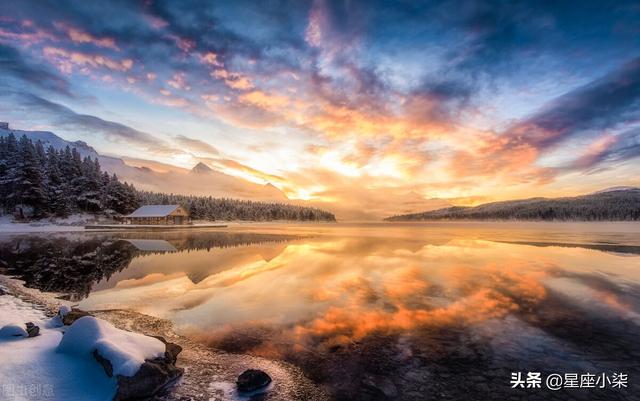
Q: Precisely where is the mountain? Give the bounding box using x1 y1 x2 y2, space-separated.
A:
385 188 640 221
107 159 288 201
190 162 214 174
398 191 452 214
593 186 639 194
1 124 288 202
0 128 336 222
0 124 98 158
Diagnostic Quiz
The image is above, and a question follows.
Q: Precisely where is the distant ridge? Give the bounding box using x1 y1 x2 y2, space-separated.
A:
385 188 640 221
593 186 639 194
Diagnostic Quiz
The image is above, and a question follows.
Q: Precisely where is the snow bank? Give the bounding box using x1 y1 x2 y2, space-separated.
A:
57 316 165 377
0 295 116 401
0 215 84 233
0 323 28 338
0 292 47 327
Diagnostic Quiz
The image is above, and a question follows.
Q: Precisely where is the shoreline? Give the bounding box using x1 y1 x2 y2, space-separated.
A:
1 217 638 234
0 275 328 401
0 216 338 234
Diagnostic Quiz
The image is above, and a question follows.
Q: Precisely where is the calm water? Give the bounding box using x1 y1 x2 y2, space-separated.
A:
1 222 639 401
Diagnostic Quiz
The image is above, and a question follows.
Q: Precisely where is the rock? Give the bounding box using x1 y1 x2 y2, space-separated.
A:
93 349 114 377
151 335 183 364
236 369 272 393
62 309 93 325
114 357 184 401
361 374 398 399
113 336 184 401
25 322 40 337
0 287 5 295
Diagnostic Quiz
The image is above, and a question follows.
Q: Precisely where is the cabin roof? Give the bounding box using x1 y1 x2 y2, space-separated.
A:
126 205 181 218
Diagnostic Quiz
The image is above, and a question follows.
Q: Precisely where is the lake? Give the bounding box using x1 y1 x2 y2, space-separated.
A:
1 222 639 401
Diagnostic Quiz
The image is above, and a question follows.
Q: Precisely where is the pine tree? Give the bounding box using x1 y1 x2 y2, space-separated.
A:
44 146 71 217
77 156 102 212
13 136 46 218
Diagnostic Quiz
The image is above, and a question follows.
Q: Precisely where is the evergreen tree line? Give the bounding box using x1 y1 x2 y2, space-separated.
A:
138 191 336 221
0 133 336 222
386 190 640 221
0 133 138 219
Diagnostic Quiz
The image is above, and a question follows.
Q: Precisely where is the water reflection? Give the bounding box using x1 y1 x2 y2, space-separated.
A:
1 225 639 400
0 232 298 300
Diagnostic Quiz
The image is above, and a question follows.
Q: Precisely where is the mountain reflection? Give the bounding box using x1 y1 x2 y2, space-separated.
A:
0 232 299 300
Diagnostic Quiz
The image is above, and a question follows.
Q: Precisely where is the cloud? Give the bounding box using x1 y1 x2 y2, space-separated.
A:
514 57 640 150
174 135 219 155
0 44 73 97
0 91 176 154
197 156 286 184
43 47 134 73
566 128 640 171
53 22 118 50
1 0 639 209
449 57 640 181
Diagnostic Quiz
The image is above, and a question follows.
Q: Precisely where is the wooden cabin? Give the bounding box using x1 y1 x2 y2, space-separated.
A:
124 205 191 225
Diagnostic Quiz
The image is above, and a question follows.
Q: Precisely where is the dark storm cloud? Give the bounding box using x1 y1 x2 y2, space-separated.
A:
0 91 175 154
0 44 72 97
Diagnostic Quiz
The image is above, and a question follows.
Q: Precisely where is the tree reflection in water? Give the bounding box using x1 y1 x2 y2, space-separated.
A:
0 232 298 300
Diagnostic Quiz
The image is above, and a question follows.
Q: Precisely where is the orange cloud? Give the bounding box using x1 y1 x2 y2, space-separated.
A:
167 72 190 90
54 22 118 49
239 90 289 111
43 46 133 73
211 68 254 90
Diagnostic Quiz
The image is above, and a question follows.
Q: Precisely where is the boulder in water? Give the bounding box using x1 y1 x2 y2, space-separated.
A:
236 369 272 393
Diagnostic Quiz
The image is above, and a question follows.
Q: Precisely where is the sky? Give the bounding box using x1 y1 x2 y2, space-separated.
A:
1 0 639 212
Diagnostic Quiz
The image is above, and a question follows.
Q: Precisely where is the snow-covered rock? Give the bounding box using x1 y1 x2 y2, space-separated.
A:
58 305 72 317
57 316 165 377
0 295 116 401
1 294 182 400
0 323 28 338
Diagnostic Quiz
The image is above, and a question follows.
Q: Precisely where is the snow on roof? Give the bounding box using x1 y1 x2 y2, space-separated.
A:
126 205 180 217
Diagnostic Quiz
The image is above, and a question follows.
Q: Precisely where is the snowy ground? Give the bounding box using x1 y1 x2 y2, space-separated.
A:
0 290 167 401
0 277 329 401
0 214 106 233
0 294 116 401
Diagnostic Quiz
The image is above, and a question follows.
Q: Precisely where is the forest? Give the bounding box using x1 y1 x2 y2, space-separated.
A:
386 190 640 221
138 191 335 222
0 133 336 222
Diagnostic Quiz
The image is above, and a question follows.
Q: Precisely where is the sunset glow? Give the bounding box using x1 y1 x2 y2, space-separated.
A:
1 1 639 218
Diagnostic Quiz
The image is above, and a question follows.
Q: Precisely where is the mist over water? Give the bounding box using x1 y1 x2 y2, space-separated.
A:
1 222 639 400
